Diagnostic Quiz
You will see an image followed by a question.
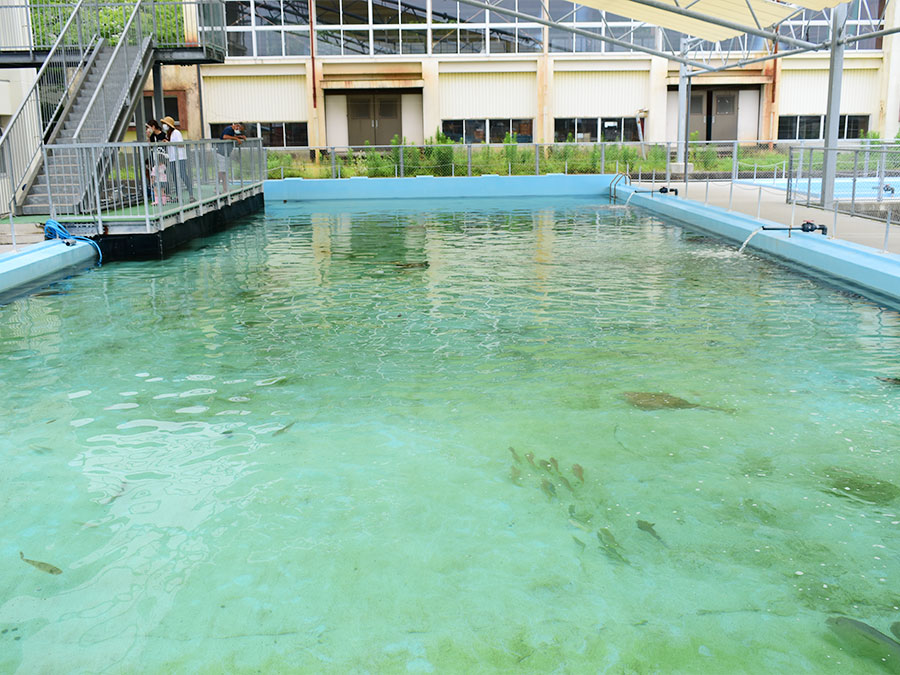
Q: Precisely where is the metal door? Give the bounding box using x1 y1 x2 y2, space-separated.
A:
374 95 402 145
710 91 737 141
688 91 707 141
347 96 374 146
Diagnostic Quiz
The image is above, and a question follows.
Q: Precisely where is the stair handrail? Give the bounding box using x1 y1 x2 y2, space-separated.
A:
0 0 98 215
72 0 151 144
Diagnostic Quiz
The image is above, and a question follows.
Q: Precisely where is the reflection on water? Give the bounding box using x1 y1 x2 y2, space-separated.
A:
0 197 899 672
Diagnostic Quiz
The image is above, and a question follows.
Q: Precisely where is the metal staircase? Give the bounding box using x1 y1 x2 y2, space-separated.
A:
0 0 225 218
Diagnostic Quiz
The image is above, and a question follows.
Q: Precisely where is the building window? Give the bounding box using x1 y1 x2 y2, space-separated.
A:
777 114 869 140
142 95 180 124
442 119 532 143
554 118 575 142
210 122 308 147
442 119 463 142
556 118 641 143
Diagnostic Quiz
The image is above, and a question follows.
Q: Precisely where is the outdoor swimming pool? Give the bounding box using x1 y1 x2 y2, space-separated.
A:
1 196 899 672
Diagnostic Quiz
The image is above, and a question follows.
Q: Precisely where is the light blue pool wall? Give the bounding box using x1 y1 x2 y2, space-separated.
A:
263 174 616 202
0 239 97 298
265 174 900 308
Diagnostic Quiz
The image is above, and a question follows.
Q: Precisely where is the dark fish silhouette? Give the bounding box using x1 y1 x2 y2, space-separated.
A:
508 446 521 464
537 459 553 473
20 551 62 575
557 475 574 493
549 457 559 472
572 464 584 483
624 392 699 410
624 391 732 413
272 421 296 436
826 616 900 665
509 466 522 485
540 479 556 499
597 529 628 564
877 376 900 385
637 520 668 547
525 452 536 468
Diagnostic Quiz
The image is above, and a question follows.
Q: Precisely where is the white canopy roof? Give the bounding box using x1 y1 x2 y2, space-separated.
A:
575 0 822 42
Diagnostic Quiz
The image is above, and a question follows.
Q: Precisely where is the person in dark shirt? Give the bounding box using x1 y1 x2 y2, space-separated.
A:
145 120 166 143
217 122 246 192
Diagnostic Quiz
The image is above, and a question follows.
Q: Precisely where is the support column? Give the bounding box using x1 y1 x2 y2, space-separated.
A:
135 95 146 137
153 62 164 121
822 3 848 210
676 58 688 171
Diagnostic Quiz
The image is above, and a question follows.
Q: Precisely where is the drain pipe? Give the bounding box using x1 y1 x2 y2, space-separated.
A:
759 220 828 238
625 186 679 206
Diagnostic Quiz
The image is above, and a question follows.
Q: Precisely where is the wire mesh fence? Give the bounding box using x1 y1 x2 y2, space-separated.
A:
786 144 900 223
264 140 822 182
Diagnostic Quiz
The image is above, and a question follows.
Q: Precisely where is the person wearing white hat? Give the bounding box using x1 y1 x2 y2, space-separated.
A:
161 116 194 202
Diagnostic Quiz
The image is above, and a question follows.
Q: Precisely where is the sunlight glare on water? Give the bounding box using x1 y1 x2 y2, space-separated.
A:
1 196 899 673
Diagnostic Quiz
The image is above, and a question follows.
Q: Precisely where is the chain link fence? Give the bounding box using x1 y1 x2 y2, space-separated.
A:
786 144 900 223
264 140 828 183
266 143 674 181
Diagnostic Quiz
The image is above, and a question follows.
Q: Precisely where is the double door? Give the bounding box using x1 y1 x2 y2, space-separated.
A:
347 94 402 146
689 89 738 141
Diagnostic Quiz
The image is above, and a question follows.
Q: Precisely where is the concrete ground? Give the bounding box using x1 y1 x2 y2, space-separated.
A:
0 221 45 253
632 179 900 255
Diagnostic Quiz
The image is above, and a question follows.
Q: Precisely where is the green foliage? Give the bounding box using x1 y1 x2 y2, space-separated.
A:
30 2 184 49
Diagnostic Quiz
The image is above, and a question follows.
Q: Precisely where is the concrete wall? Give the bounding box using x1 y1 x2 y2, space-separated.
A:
198 35 898 146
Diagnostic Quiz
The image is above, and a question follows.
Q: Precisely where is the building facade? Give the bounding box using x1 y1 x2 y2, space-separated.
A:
164 0 900 146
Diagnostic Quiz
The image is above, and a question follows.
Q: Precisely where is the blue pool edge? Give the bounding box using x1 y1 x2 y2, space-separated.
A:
617 184 900 309
0 239 99 301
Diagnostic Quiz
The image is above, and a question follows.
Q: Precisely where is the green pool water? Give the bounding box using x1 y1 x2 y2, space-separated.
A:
1 197 899 673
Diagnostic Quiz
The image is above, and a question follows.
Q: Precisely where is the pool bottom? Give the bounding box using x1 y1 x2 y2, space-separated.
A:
1 197 898 673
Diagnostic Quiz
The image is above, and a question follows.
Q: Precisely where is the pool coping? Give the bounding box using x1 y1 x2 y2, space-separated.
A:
0 239 99 301
618 184 900 308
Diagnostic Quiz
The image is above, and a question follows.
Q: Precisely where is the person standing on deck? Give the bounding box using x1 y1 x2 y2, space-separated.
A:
217 122 246 193
161 116 194 202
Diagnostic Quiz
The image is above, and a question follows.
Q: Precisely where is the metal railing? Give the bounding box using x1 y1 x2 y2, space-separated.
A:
0 0 225 56
40 138 265 231
73 0 150 143
785 143 900 249
0 0 100 217
262 140 836 182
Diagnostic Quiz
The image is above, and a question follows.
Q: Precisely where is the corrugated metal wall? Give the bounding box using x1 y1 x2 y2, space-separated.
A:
553 71 649 117
203 75 308 122
779 69 880 115
439 73 537 118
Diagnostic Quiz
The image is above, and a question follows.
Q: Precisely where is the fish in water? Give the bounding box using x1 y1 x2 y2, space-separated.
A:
537 459 553 473
572 536 586 552
877 376 900 386
272 421 296 436
549 457 559 472
826 616 900 665
525 452 536 468
394 261 428 269
637 520 668 547
557 475 574 493
624 391 731 413
20 551 62 575
596 529 629 564
624 392 699 410
572 464 584 483
508 446 521 464
509 466 522 485
540 478 556 499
